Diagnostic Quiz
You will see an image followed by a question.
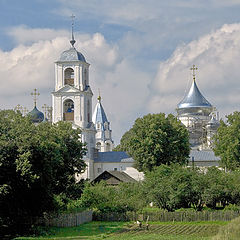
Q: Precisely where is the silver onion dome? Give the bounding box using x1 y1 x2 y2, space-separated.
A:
177 79 212 109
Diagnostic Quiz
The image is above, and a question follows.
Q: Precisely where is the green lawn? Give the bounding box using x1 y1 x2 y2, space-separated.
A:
15 221 227 240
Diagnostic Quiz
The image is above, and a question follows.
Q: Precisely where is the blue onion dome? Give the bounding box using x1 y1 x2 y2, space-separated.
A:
177 80 212 109
28 106 44 123
59 47 86 62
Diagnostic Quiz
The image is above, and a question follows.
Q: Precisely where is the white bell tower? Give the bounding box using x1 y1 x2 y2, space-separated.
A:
52 18 95 179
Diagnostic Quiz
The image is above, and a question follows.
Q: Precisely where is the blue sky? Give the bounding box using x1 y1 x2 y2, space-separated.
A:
1 0 240 143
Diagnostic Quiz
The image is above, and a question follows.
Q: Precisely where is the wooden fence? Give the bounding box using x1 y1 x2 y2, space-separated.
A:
39 210 93 227
93 210 240 222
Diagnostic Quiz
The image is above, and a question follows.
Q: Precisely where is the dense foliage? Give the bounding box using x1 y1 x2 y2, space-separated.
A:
80 181 146 213
0 110 87 236
115 113 190 172
214 111 240 170
144 164 206 211
144 165 240 211
77 165 240 214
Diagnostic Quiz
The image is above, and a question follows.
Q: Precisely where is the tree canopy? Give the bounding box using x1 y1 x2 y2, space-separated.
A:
115 113 190 172
214 111 240 170
0 110 87 236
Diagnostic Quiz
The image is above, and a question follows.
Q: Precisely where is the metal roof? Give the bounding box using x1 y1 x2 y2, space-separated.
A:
91 170 137 184
95 150 219 163
92 99 108 125
59 47 86 62
189 150 220 162
94 151 133 163
177 80 212 109
95 149 219 165
28 106 44 123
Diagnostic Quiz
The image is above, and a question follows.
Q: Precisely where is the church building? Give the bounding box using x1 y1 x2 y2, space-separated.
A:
176 65 220 149
25 25 220 181
50 28 144 181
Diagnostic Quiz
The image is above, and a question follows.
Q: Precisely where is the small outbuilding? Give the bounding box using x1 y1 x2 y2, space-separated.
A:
91 170 137 185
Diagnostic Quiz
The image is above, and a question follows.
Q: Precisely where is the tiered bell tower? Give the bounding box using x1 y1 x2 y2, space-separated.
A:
52 18 95 179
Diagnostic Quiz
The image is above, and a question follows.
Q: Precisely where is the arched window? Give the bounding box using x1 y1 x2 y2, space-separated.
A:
87 100 90 122
84 69 87 87
106 143 111 152
64 68 74 86
96 142 101 150
63 99 74 121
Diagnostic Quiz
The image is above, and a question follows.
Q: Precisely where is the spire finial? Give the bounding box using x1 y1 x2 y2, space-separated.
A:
42 104 48 119
14 104 23 113
31 88 40 107
190 64 198 81
23 107 28 116
70 14 76 47
97 88 101 102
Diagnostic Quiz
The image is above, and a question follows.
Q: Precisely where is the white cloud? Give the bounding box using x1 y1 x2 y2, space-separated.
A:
2 22 240 144
149 23 240 119
7 25 69 45
0 26 151 143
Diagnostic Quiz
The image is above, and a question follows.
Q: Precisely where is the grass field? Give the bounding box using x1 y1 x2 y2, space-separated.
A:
15 221 227 240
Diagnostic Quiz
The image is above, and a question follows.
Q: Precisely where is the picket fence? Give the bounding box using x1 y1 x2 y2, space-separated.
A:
93 210 240 222
38 210 93 227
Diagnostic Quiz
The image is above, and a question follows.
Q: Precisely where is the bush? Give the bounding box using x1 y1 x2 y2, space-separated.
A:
80 181 146 213
223 204 240 211
143 164 206 211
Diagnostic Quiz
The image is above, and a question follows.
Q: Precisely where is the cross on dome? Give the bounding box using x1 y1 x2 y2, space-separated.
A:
23 107 28 116
42 104 48 118
31 88 40 107
190 64 198 80
70 14 76 47
97 88 101 102
15 104 23 113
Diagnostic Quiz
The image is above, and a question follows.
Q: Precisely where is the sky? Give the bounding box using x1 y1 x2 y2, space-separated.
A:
1 0 240 144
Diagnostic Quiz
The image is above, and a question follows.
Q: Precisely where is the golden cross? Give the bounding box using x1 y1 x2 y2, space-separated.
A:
31 88 40 107
190 64 198 80
97 88 101 101
42 104 48 118
23 107 28 116
15 104 23 113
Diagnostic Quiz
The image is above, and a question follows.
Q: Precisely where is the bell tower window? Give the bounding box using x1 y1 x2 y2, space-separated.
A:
84 69 87 87
106 143 110 151
63 99 74 121
87 100 90 122
96 142 101 150
64 68 74 86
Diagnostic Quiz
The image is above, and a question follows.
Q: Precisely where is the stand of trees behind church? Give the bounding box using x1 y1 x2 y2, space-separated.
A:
115 113 190 172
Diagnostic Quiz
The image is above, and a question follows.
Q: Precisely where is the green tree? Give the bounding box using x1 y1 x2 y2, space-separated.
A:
214 111 240 170
0 110 86 236
115 113 190 172
144 164 205 211
80 181 146 213
202 167 230 209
